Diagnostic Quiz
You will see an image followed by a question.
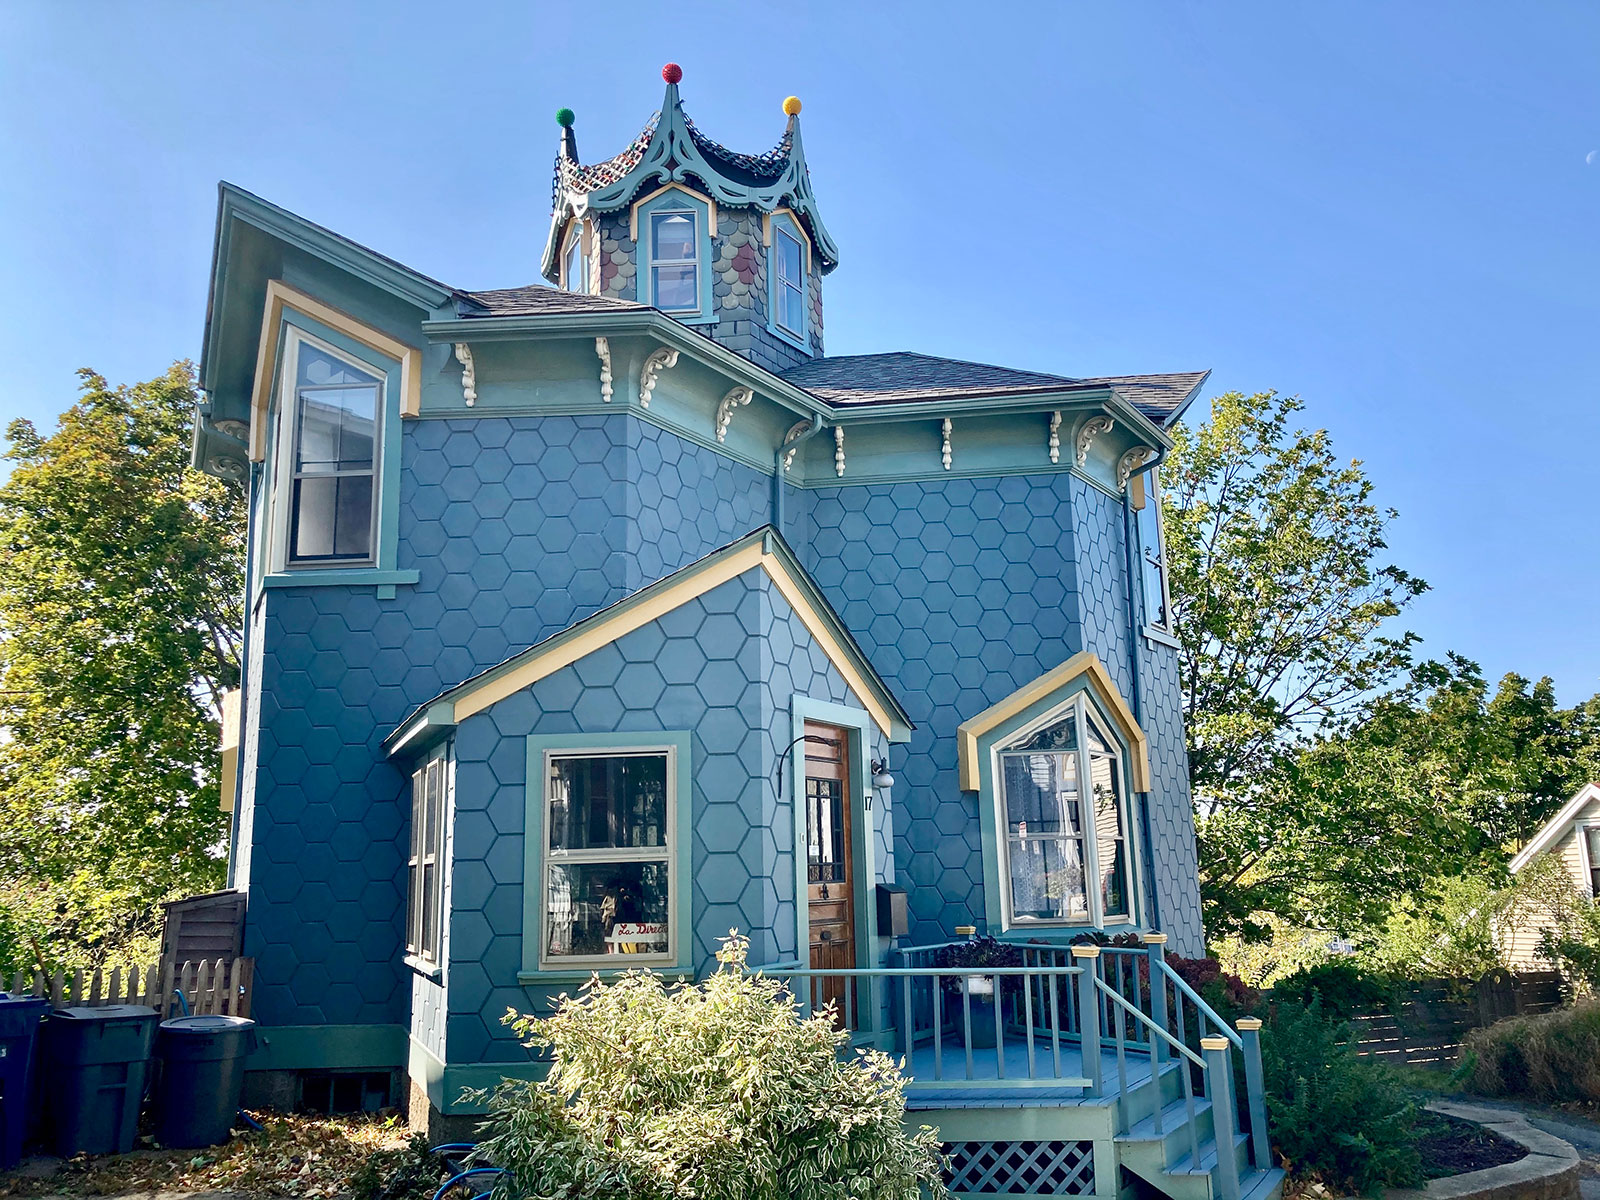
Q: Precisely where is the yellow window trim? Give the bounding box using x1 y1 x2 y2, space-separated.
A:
629 183 718 242
451 545 895 737
248 279 423 461
956 651 1151 792
761 208 813 273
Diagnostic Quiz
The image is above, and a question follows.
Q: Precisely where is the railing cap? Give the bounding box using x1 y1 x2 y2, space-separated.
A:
1069 944 1101 959
1200 1035 1232 1052
953 925 977 936
1142 932 1168 945
1237 1017 1263 1031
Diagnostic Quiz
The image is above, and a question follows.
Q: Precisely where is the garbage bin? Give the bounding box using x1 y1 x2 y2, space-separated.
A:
0 994 50 1170
41 1004 159 1157
153 1015 257 1148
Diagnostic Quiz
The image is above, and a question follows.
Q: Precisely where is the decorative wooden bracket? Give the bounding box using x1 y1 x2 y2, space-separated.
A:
834 426 846 477
595 337 613 403
941 418 952 470
1049 412 1062 464
453 344 477 408
638 346 679 408
1076 414 1115 468
714 386 754 442
1117 445 1156 491
781 420 811 472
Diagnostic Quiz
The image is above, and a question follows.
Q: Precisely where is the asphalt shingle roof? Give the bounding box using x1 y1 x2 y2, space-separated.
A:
778 352 1207 424
459 287 649 317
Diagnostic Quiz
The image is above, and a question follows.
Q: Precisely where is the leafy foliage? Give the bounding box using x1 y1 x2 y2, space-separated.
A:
348 1133 452 1200
1461 1000 1600 1103
1268 960 1395 1020
472 934 946 1200
1260 999 1423 1195
0 365 243 970
932 935 1022 970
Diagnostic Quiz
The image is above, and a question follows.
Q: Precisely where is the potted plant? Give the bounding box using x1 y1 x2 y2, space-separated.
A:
935 936 1023 1047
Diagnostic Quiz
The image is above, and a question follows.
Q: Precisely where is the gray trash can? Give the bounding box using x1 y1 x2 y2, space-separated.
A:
153 1015 257 1148
41 1004 159 1156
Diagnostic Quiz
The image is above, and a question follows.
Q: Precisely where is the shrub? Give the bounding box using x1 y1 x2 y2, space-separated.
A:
1168 953 1260 1022
1460 1000 1600 1102
471 933 946 1200
1270 960 1396 1019
349 1133 451 1200
1261 998 1423 1195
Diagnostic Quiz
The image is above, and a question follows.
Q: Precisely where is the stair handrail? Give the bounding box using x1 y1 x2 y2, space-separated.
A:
1091 972 1205 1068
1155 958 1242 1048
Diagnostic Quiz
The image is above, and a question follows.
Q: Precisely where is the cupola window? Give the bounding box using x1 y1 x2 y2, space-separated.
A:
563 231 589 294
649 210 699 311
774 228 804 335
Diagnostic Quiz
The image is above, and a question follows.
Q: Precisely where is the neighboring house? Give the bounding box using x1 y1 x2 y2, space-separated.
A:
1503 783 1600 968
196 66 1277 1200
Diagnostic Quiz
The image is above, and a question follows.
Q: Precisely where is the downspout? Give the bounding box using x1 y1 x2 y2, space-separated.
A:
1121 468 1162 934
771 411 828 538
226 459 262 891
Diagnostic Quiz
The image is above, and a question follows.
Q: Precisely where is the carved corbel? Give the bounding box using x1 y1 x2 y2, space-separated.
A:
714 386 754 442
206 454 247 483
781 420 811 472
453 344 477 408
1076 414 1115 468
595 337 613 403
941 418 952 471
1117 445 1156 491
834 426 845 477
638 346 679 408
1048 412 1062 464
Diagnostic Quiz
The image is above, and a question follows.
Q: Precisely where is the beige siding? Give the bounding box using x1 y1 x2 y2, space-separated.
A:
1501 795 1600 968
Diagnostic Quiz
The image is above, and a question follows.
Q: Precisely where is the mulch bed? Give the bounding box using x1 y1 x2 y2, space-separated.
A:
1415 1111 1528 1180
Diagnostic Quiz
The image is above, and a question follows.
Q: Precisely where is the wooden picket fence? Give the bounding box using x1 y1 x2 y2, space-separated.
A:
4 957 254 1019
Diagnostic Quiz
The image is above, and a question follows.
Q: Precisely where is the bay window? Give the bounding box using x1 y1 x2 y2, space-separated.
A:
997 696 1136 928
541 748 676 966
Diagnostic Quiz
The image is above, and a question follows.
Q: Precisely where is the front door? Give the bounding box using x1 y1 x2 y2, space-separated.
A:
804 722 856 1025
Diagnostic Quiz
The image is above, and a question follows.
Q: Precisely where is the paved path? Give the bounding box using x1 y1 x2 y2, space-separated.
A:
1454 1098 1600 1200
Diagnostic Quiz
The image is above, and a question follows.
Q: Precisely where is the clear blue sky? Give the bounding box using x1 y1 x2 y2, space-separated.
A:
2 3 1597 702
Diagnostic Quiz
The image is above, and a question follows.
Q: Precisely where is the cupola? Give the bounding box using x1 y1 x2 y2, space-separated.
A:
542 64 837 371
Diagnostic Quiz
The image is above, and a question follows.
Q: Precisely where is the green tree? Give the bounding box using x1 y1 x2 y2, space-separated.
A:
0 364 244 969
1162 391 1427 936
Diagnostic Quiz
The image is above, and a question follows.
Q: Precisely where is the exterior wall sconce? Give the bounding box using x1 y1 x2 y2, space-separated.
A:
871 758 895 792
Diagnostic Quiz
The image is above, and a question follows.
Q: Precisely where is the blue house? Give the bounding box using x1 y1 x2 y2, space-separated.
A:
196 65 1279 1200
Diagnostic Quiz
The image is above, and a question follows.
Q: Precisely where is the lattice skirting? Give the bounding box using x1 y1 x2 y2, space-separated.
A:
944 1140 1095 1195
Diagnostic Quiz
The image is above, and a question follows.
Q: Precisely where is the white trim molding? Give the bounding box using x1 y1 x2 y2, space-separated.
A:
1511 783 1600 873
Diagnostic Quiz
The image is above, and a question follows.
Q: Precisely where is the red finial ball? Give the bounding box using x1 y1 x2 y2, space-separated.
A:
662 63 683 84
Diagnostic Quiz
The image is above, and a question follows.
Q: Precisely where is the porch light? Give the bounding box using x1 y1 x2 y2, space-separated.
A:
870 758 895 791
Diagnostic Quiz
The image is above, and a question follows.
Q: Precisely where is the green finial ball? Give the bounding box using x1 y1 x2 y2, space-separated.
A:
555 108 575 128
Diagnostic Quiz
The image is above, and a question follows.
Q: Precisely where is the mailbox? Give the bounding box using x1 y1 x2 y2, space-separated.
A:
875 883 909 938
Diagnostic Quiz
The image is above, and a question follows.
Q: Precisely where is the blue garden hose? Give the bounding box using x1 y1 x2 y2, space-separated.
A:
432 1167 504 1200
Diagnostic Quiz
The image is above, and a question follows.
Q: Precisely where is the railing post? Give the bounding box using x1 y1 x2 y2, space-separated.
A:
1237 1017 1271 1169
1071 945 1102 1097
1144 932 1168 1066
1202 1036 1241 1200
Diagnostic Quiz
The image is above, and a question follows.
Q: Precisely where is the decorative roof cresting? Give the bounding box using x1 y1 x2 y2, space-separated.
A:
542 64 839 284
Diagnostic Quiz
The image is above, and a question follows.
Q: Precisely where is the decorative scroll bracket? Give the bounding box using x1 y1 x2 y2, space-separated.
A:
941 418 952 470
595 337 613 402
781 420 811 473
1048 411 1062 464
834 426 846 477
1117 445 1156 491
638 346 679 408
1076 414 1115 468
714 386 754 442
453 344 477 408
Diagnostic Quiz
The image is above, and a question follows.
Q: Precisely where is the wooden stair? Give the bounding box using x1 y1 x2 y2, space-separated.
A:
1114 1065 1285 1200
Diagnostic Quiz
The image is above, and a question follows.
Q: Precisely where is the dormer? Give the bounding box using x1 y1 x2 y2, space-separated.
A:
541 65 836 372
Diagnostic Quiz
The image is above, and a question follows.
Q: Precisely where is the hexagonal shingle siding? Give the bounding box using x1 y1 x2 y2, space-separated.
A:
440 567 887 1064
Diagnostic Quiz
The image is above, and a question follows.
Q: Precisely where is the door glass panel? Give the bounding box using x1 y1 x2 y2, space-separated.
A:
807 778 845 883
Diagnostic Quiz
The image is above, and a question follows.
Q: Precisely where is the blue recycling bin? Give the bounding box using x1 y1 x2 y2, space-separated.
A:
0 994 50 1170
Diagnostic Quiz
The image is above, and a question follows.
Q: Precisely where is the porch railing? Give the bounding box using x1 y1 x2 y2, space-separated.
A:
762 933 1273 1200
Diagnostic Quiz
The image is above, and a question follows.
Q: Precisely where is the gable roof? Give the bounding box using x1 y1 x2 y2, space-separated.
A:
384 527 913 757
1510 783 1600 873
457 286 649 318
778 353 1208 427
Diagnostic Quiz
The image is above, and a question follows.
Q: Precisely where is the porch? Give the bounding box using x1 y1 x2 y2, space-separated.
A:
770 936 1286 1200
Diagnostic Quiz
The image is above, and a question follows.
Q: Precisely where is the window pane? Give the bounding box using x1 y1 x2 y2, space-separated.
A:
1012 713 1078 754
807 777 845 883
1588 828 1600 897
651 211 696 261
1138 482 1167 626
653 264 697 310
546 860 669 958
1091 753 1131 918
406 863 418 950
548 754 668 852
1085 713 1116 756
296 386 377 472
779 281 804 335
1002 753 1080 837
424 761 442 854
333 475 373 558
291 477 336 558
565 239 585 292
1007 835 1088 922
777 230 802 284
420 863 437 956
297 345 379 389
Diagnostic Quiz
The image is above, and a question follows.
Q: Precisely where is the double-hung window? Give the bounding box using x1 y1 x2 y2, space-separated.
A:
1586 825 1600 899
280 334 382 566
649 210 699 311
1136 472 1171 630
564 233 588 294
774 226 805 337
407 748 447 965
542 748 675 966
997 697 1135 928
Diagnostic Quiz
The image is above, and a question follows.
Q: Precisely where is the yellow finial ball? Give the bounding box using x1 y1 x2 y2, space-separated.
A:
783 96 802 116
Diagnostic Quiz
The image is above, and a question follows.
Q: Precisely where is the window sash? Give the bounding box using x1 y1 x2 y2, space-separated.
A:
407 754 446 964
649 210 699 312
996 695 1139 930
1138 473 1172 630
565 236 587 293
775 229 804 335
540 748 676 968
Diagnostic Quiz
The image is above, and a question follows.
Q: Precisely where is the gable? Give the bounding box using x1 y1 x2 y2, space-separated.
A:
1510 783 1600 873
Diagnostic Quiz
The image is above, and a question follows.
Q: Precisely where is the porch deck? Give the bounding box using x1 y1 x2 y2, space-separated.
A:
904 1036 1156 1106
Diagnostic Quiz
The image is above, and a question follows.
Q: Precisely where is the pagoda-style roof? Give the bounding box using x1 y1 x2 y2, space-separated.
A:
541 65 839 283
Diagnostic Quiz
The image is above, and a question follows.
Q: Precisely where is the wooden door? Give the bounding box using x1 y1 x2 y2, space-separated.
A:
804 722 856 1025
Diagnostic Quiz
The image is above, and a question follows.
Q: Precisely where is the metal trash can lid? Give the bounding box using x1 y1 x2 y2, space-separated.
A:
159 1015 255 1033
55 1005 158 1021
